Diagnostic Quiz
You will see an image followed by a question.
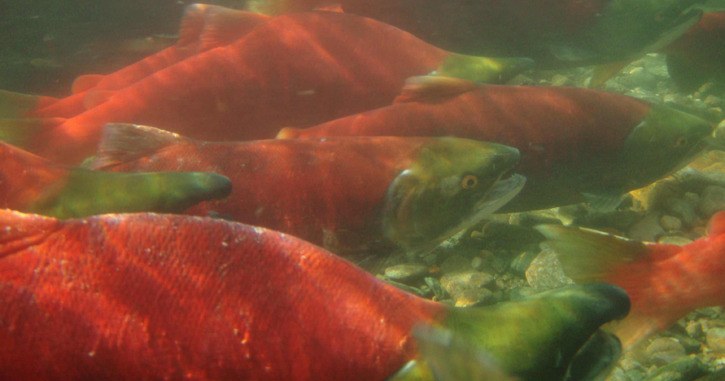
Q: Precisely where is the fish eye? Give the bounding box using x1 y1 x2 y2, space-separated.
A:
674 136 687 147
461 175 478 189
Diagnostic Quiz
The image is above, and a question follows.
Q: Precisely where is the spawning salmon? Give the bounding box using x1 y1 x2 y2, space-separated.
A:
0 209 630 380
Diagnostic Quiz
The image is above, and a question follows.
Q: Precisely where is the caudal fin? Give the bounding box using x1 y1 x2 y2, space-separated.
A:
534 224 686 349
535 224 650 283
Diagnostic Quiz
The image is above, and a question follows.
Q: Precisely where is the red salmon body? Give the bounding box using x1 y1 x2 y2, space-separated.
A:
281 85 647 173
0 210 443 380
93 125 523 255
29 11 450 164
607 211 725 347
538 211 725 349
341 0 608 58
0 142 66 209
281 85 645 210
34 5 271 118
664 12 725 91
280 83 713 211
102 135 422 253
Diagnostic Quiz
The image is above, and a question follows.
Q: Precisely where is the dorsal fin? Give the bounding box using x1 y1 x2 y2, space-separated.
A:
71 74 105 94
178 4 269 51
93 123 185 169
0 209 59 259
177 4 213 49
708 211 725 236
394 76 478 104
535 224 649 283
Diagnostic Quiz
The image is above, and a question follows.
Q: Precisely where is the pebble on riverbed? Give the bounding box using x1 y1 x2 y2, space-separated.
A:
439 271 496 307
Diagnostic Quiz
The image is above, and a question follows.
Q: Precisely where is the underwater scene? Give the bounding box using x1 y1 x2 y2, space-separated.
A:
0 0 724 380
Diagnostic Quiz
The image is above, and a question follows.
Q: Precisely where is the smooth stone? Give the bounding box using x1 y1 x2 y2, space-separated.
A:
643 356 705 381
524 250 573 291
439 254 473 274
470 256 484 270
645 337 687 367
705 327 725 354
383 263 429 282
660 215 683 232
550 74 571 86
440 271 495 299
630 213 666 242
451 288 496 307
685 320 706 340
697 186 725 218
665 197 699 227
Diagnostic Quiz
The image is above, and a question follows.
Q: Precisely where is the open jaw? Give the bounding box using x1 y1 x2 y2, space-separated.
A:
393 172 526 254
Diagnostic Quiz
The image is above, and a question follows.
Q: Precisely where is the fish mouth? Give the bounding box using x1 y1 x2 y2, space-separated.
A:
459 172 526 232
411 172 526 254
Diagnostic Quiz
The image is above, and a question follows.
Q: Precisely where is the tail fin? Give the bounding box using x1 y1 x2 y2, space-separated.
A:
92 123 186 169
0 209 58 258
535 224 650 282
534 224 686 349
179 4 270 52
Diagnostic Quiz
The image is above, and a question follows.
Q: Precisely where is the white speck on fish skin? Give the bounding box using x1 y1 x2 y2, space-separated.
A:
88 351 95 357
221 241 229 248
296 89 315 96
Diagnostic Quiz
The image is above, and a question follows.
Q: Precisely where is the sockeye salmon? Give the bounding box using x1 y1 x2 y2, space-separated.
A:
0 141 230 219
279 79 713 212
537 210 725 350
0 210 630 380
339 0 703 68
92 123 525 256
35 4 271 118
0 11 531 164
664 11 725 91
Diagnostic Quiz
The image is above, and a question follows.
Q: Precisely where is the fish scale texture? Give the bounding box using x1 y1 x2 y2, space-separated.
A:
0 211 443 381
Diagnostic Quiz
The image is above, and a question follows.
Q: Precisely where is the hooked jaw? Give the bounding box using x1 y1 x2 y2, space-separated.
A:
382 138 524 252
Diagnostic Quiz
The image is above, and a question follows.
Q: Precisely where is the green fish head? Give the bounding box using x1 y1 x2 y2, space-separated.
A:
29 169 232 219
436 54 535 84
441 283 630 381
383 138 524 252
611 103 713 191
566 0 703 62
